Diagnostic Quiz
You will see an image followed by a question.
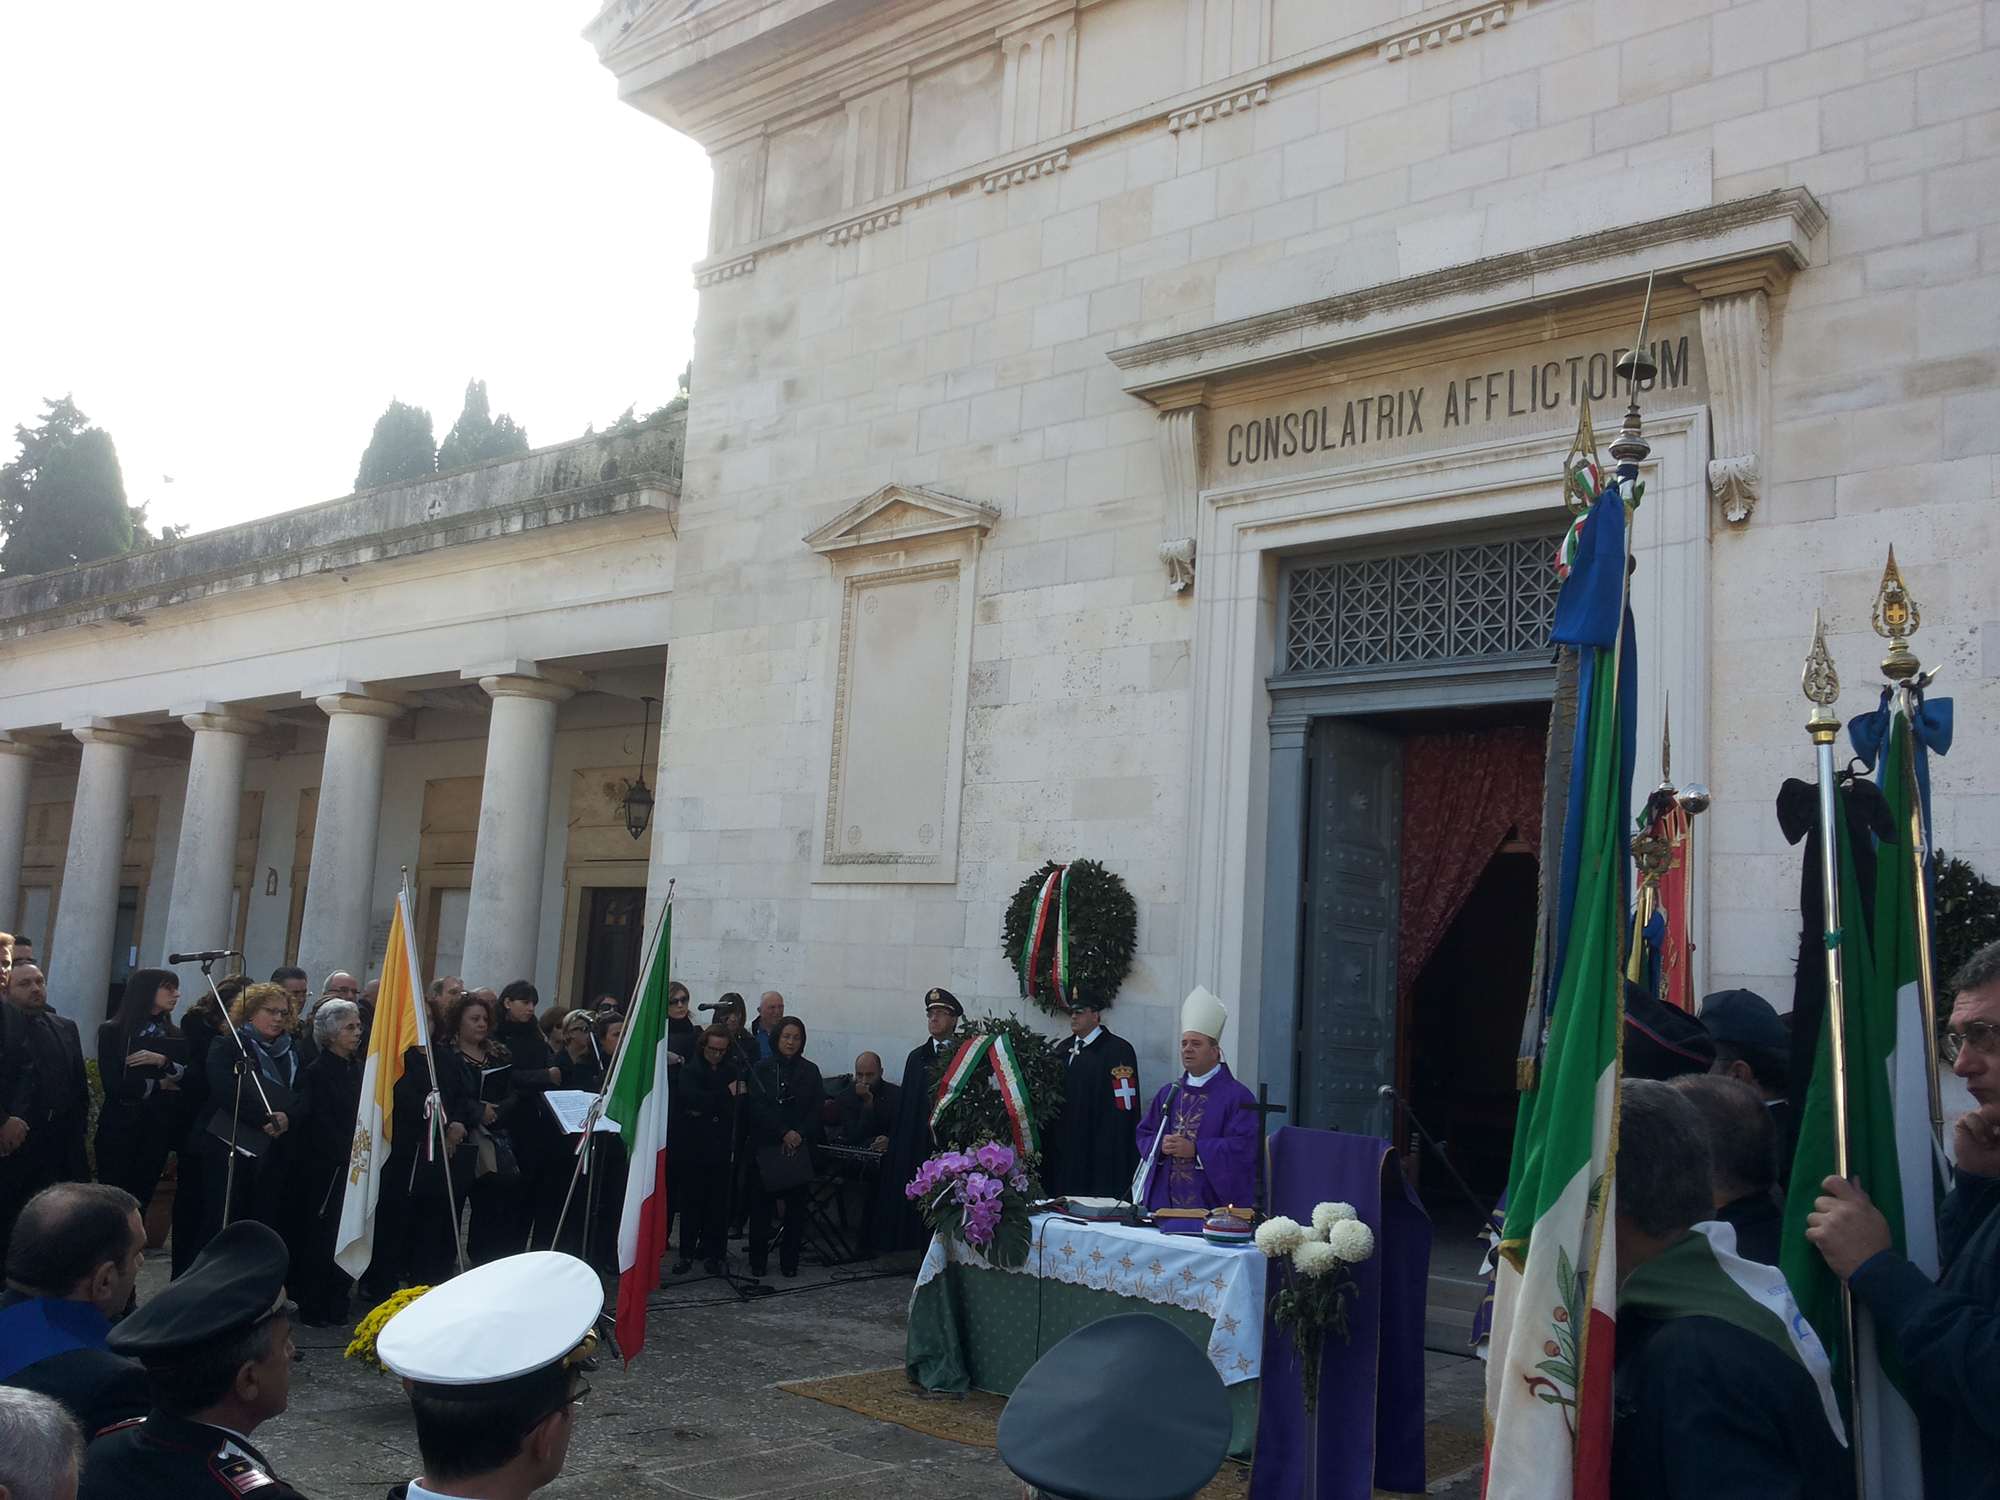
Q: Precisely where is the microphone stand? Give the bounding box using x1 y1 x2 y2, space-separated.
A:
711 1065 773 1300
1379 1084 1489 1222
199 954 274 1228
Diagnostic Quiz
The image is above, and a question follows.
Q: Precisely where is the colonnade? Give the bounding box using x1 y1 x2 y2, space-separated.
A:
6 665 580 1008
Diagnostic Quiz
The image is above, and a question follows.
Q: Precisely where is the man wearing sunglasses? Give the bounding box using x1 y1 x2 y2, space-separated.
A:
1807 939 2000 1500
377 1250 603 1499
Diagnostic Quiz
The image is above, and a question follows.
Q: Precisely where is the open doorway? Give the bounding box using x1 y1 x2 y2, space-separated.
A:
578 887 645 1009
1403 848 1538 1207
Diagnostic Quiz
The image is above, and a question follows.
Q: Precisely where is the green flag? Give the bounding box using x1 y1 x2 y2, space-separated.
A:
1780 714 1939 1490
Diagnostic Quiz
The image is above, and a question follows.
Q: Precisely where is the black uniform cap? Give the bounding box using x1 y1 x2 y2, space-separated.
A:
923 987 963 1018
1624 981 1717 1081
107 1220 291 1361
997 1314 1230 1500
1699 988 1788 1059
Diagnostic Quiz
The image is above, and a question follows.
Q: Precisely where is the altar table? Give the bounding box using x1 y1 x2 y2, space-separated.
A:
905 1214 1265 1459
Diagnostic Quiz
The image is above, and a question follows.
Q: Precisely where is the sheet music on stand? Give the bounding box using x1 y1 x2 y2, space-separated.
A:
543 1089 622 1136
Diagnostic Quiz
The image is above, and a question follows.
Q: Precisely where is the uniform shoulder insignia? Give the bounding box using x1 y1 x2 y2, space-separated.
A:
213 1442 280 1494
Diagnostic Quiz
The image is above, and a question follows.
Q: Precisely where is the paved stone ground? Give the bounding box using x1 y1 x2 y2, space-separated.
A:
133 1248 1486 1497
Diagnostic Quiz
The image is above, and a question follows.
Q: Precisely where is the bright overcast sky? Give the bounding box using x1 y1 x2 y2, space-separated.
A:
0 2 710 536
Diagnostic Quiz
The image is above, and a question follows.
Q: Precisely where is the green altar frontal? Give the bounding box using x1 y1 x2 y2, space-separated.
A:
907 1239 1262 1460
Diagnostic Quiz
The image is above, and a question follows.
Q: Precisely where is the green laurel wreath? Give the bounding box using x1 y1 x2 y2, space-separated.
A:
1001 858 1137 1017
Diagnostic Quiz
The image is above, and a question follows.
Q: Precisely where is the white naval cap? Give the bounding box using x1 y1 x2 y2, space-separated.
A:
1180 985 1228 1041
377 1251 603 1388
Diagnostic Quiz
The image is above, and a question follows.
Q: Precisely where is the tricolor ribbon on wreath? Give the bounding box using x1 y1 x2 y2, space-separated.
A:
930 1032 1041 1159
1019 863 1072 1003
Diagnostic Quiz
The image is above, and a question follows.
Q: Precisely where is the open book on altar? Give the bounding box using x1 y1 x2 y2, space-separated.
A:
543 1089 622 1136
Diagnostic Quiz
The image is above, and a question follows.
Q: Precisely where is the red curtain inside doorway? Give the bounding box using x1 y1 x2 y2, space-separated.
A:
1397 726 1546 1001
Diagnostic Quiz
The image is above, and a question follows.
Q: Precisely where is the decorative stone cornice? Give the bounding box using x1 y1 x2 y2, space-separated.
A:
1382 3 1511 61
1168 82 1269 134
823 206 901 245
803 483 999 556
982 149 1068 194
1107 189 1825 402
693 253 757 288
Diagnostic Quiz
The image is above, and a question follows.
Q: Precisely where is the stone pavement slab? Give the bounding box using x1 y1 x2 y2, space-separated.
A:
129 1249 1486 1497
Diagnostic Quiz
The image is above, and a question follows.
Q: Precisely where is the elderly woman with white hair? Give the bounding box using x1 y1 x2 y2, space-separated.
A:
293 997 363 1326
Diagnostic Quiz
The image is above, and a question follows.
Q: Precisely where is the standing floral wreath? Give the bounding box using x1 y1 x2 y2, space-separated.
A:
1001 858 1138 1017
927 1016 1065 1177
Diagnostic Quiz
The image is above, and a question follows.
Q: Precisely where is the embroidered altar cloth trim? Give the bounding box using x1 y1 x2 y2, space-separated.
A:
913 1213 1266 1384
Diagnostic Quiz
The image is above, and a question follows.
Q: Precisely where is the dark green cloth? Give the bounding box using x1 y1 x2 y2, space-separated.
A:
906 1262 1259 1460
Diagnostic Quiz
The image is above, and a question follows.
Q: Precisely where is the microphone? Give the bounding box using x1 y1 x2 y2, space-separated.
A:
168 949 241 964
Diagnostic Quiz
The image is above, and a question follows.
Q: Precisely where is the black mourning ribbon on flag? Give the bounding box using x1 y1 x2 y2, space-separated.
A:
1777 772 1898 1114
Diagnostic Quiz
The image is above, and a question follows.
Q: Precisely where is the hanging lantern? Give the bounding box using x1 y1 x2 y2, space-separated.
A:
622 695 656 841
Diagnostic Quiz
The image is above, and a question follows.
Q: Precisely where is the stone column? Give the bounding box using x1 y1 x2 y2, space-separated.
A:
296 693 401 988
162 711 260 995
49 722 146 1016
458 674 573 989
0 738 37 933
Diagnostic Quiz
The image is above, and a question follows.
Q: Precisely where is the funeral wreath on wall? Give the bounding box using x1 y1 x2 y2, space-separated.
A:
1001 858 1138 1018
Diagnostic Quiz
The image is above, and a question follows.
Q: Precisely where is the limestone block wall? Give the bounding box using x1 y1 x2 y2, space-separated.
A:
643 0 2000 1093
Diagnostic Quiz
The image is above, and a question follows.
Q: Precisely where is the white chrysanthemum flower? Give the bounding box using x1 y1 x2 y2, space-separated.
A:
1254 1215 1306 1258
1312 1201 1357 1233
1329 1219 1376 1264
1292 1240 1341 1278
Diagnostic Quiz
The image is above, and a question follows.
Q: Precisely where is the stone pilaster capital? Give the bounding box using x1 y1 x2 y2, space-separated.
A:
64 718 149 751
0 735 39 760
313 693 404 722
477 674 576 705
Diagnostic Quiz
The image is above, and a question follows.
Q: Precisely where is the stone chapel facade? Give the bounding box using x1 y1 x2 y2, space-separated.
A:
0 0 1992 1144
586 0 2000 1127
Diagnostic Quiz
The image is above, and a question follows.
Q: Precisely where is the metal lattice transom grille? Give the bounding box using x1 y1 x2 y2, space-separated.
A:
1284 534 1561 675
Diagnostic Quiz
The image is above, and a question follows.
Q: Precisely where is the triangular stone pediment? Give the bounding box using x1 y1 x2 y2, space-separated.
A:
803 484 999 555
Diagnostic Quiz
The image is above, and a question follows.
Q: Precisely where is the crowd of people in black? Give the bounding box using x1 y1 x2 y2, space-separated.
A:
0 947 990 1331
8 926 2000 1500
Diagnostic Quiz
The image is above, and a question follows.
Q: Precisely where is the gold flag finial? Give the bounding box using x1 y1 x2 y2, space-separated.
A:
1872 545 1922 682
1803 609 1841 743
1562 402 1603 513
1660 690 1673 790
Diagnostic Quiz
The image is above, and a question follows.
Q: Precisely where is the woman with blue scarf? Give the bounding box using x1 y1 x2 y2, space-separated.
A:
190 981 312 1261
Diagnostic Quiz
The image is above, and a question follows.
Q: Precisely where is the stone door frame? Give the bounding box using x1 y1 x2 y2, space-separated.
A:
1180 405 1712 1117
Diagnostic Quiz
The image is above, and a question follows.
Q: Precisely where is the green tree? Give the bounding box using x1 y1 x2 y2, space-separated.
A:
355 399 438 490
437 379 530 472
0 396 137 577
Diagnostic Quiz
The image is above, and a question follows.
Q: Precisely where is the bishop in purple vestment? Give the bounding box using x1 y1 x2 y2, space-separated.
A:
1132 986 1258 1227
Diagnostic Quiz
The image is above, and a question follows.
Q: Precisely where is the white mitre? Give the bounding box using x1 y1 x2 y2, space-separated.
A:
1180 985 1228 1041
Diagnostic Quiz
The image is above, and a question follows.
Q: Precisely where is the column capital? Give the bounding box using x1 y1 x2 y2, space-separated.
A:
311 692 403 721
477 674 576 705
64 718 149 751
0 734 39 760
178 708 264 737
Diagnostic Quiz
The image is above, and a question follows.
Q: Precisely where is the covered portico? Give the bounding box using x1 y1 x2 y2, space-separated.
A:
0 419 683 1016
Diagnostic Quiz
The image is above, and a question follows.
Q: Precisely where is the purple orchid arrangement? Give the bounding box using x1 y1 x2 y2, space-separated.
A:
907 1139 1035 1268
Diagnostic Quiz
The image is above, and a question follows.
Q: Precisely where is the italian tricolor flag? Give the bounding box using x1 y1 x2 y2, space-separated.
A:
1485 484 1632 1499
603 900 673 1363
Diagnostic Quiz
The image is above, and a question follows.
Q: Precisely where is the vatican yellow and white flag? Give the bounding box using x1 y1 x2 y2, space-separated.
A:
333 887 429 1278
